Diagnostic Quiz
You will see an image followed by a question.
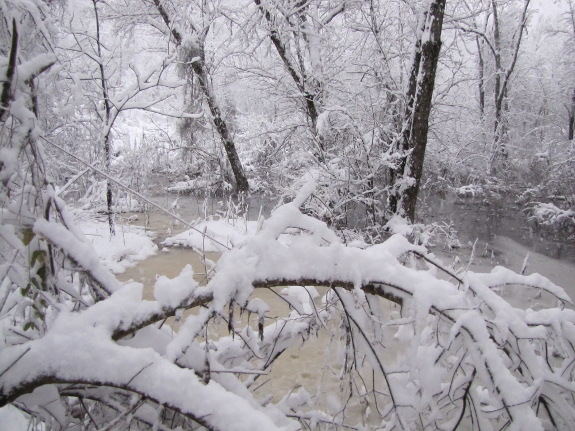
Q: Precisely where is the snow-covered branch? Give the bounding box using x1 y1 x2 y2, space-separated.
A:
3 179 575 429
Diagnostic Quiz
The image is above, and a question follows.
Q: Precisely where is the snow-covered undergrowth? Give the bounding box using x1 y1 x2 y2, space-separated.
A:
2 178 575 430
78 179 145 213
385 214 462 250
166 177 233 195
455 184 484 197
528 202 575 235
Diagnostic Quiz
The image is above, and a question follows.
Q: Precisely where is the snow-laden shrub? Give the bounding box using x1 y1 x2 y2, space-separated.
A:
78 179 144 213
455 183 484 197
520 140 575 207
528 202 575 237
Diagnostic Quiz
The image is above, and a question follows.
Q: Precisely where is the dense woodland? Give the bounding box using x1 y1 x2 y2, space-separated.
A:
1 0 575 430
5 0 575 226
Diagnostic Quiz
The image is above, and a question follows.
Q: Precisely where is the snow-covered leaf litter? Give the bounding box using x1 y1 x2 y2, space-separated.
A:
2 179 575 430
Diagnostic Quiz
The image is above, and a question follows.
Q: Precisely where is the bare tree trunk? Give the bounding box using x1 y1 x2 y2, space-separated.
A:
490 0 530 175
569 88 575 140
0 19 18 124
253 0 324 157
188 52 250 193
152 0 249 193
93 0 115 235
566 2 575 141
476 35 485 118
491 0 506 174
389 0 446 223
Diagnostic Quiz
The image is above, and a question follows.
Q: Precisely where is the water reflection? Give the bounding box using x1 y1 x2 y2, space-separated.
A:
419 193 575 263
121 191 574 263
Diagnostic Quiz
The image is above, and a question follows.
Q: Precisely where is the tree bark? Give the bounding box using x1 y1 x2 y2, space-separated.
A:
476 35 485 118
0 19 18 124
93 0 115 235
253 0 324 156
491 0 507 173
188 51 250 193
569 88 575 140
152 0 249 193
389 0 446 223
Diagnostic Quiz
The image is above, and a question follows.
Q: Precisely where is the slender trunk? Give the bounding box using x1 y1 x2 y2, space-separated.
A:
388 5 425 217
389 0 446 222
569 88 575 140
191 67 249 193
93 0 114 235
152 0 249 193
195 65 249 193
490 0 530 175
0 19 18 124
476 36 485 118
254 0 323 156
491 0 505 175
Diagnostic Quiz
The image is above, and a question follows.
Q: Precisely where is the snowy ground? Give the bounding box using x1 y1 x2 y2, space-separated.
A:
76 217 158 273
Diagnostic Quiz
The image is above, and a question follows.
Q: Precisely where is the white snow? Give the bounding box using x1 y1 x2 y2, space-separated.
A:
0 405 29 431
455 184 484 197
4 181 575 430
77 219 158 274
529 202 575 228
162 218 258 251
154 264 198 308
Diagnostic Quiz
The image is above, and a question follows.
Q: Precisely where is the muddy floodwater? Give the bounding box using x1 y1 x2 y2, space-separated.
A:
118 243 402 426
116 192 575 427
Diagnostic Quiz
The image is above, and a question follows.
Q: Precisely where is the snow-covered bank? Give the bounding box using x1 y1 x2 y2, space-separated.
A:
77 218 157 274
162 218 259 251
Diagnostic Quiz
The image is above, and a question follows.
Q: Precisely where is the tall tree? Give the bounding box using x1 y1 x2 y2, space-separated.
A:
565 0 575 141
92 0 115 234
151 0 250 193
253 0 346 160
457 0 531 174
389 0 447 222
570 88 575 140
489 0 531 173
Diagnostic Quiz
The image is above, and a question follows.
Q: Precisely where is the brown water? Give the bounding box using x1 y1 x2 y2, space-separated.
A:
121 191 575 262
117 238 404 428
115 193 575 429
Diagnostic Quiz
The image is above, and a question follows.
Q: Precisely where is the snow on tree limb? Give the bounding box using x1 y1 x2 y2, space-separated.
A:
3 178 575 429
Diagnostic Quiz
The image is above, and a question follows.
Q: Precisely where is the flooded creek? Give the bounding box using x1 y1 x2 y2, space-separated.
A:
420 193 575 263
114 192 574 428
118 243 400 416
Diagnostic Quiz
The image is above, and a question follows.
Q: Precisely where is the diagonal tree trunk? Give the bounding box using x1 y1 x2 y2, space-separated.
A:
152 0 249 193
253 0 325 157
